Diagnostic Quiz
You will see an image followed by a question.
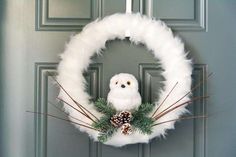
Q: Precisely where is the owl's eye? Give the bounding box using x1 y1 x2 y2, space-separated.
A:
115 81 118 85
127 81 131 85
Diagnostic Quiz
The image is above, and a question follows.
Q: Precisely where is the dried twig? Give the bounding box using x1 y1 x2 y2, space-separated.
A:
26 111 100 131
48 101 92 126
151 82 178 118
153 73 212 119
154 96 209 120
152 115 207 127
57 97 96 123
48 72 99 121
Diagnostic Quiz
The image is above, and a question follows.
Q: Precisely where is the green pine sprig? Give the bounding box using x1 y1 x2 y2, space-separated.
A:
131 103 155 134
92 98 117 142
94 98 116 116
93 99 155 143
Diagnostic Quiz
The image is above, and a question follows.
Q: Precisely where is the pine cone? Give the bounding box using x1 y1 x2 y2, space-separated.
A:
110 111 132 128
119 111 132 124
110 114 123 127
121 123 132 135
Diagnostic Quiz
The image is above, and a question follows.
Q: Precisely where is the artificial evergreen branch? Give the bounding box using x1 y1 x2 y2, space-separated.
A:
94 98 116 116
93 99 155 142
131 103 155 134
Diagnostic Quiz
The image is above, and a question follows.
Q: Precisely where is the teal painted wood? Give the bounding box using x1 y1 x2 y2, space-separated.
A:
1 0 236 157
150 0 207 31
36 0 144 31
36 0 101 31
0 0 5 156
34 63 102 157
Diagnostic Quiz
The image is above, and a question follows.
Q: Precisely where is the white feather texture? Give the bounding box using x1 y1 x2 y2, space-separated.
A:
57 13 192 147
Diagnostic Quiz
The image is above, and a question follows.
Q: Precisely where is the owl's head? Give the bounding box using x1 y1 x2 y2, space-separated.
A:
109 73 139 92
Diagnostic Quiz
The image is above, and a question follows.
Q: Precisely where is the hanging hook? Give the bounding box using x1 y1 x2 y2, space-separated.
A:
125 0 132 39
126 0 132 14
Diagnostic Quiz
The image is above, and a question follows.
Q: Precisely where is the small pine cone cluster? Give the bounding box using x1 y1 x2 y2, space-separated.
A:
110 111 133 135
121 123 132 135
110 115 123 127
110 111 132 127
119 111 132 124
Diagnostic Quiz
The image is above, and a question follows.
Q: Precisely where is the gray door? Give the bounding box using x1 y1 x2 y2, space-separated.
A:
1 0 236 157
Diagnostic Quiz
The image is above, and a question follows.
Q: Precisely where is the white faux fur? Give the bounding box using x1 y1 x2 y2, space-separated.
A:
57 13 192 147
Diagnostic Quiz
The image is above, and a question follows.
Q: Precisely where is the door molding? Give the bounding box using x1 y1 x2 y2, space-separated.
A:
35 63 102 157
35 63 207 157
139 63 207 157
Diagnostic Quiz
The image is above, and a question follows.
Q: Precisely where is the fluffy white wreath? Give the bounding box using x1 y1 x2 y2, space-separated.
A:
57 13 192 147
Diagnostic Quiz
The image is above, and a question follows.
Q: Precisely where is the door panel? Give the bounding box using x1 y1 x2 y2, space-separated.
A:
34 42 206 157
150 0 206 31
35 63 102 157
1 0 236 157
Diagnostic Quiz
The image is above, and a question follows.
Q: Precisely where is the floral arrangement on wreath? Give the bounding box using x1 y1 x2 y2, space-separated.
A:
39 13 208 147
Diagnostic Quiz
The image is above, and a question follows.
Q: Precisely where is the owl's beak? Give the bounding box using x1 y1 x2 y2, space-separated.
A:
121 84 126 88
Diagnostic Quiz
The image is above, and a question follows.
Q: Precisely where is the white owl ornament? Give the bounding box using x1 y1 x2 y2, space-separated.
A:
107 73 141 111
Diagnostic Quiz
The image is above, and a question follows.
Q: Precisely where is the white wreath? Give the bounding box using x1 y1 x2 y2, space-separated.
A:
57 13 192 147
